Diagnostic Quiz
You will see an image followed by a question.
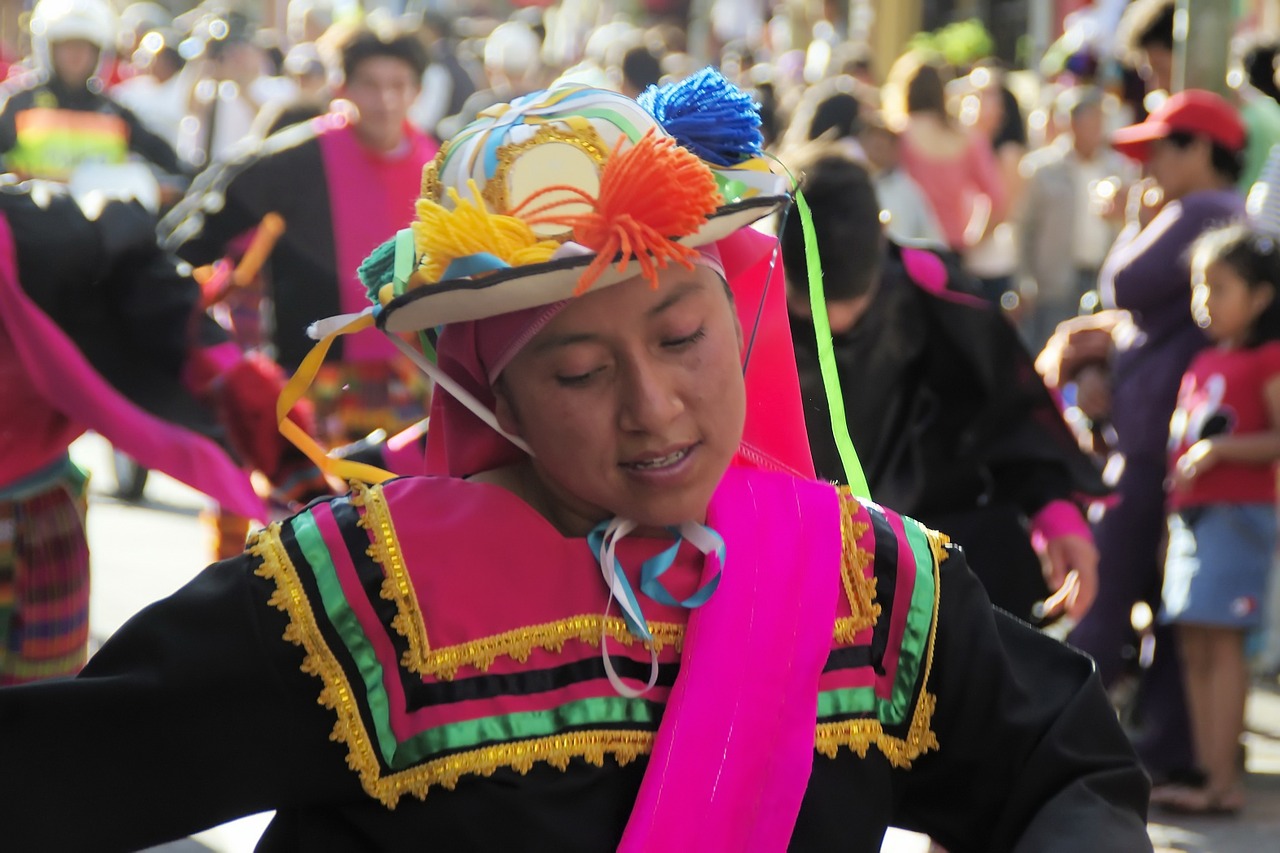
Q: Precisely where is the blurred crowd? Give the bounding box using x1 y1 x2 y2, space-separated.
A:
4 0 1280 831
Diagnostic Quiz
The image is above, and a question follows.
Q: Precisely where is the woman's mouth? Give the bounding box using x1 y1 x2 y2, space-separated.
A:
621 444 697 471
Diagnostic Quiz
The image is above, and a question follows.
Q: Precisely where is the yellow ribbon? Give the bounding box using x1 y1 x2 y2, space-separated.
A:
277 311 398 486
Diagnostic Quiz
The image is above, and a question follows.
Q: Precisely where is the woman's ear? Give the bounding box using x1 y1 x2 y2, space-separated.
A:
1254 281 1277 313
493 380 524 438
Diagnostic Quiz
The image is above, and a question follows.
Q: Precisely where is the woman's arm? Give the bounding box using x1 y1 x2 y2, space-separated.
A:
0 554 358 851
893 546 1150 852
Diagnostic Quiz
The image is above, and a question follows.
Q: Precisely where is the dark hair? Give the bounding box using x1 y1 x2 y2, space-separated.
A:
1191 224 1280 347
1240 38 1280 103
1165 131 1246 184
340 27 428 83
264 98 328 137
992 85 1026 149
1135 0 1176 51
905 62 947 118
780 152 883 302
807 92 860 141
621 45 662 93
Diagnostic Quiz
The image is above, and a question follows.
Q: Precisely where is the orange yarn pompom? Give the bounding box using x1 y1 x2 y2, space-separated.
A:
513 129 721 295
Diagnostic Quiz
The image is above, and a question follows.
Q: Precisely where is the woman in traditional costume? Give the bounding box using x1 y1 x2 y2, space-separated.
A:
0 73 1149 851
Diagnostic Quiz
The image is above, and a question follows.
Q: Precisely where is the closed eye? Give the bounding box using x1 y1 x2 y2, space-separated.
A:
556 367 602 387
663 327 707 350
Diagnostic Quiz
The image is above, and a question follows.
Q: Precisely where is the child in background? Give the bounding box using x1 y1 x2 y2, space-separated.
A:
1160 224 1280 815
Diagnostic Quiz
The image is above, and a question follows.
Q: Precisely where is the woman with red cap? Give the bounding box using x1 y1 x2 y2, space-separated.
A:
1043 89 1249 792
0 73 1149 851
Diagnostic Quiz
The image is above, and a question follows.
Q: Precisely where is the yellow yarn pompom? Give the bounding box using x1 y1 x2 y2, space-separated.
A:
412 180 560 284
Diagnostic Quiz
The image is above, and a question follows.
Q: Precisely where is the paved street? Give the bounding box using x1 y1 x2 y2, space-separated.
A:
71 434 1280 852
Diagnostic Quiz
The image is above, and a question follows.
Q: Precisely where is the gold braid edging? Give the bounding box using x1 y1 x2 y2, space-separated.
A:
418 616 685 680
351 482 432 674
366 729 654 808
834 488 881 644
249 525 656 809
251 524 391 803
815 522 944 768
349 482 683 681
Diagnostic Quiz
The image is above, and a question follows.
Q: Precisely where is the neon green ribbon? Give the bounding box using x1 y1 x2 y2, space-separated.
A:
795 189 871 499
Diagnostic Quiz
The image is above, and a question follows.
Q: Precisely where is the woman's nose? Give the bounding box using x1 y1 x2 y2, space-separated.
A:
618 358 683 433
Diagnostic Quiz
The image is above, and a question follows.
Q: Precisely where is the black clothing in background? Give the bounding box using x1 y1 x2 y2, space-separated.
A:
0 75 189 179
1 179 221 438
158 122 340 371
791 243 1107 619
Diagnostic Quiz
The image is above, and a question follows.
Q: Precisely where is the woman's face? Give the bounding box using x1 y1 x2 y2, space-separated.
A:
1147 136 1204 201
495 263 746 533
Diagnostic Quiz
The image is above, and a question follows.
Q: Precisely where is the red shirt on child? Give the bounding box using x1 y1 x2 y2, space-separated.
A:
1168 340 1280 508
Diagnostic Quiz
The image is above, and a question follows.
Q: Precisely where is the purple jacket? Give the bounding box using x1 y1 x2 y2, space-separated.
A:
1099 188 1243 458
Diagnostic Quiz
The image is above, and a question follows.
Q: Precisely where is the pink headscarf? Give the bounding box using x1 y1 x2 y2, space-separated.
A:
424 230 815 481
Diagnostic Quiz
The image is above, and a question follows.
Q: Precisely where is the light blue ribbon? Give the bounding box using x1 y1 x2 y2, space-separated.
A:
587 520 726 643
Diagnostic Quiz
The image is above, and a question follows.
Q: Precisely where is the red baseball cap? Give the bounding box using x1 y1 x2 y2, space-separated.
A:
1110 89 1246 162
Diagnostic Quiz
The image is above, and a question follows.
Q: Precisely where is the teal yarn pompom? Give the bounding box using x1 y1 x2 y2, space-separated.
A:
358 235 398 304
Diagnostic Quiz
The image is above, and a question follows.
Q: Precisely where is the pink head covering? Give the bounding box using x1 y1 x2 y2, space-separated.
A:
424 232 815 481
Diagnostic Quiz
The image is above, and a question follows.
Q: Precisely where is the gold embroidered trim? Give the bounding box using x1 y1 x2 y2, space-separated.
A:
251 525 390 801
815 523 943 768
485 123 609 224
251 526 654 808
374 730 654 807
419 615 685 680
420 142 447 200
345 483 683 680
834 488 881 644
351 482 432 674
923 526 952 566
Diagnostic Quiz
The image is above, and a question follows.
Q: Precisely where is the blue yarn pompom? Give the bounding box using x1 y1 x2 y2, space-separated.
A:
638 67 763 167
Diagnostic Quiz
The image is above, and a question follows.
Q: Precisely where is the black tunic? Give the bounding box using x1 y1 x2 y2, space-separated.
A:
0 484 1149 852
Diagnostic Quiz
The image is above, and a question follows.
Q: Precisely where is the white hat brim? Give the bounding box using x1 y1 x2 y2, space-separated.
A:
377 195 787 333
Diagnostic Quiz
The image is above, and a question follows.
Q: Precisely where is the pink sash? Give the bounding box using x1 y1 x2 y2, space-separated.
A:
619 466 842 851
0 214 266 519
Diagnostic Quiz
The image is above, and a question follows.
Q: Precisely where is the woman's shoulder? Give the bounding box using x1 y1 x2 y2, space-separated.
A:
815 485 949 767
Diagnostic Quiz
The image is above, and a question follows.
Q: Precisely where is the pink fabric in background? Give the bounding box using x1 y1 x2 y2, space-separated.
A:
0 215 266 519
320 117 438 365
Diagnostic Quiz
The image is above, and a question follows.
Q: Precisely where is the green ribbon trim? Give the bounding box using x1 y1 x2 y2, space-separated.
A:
392 696 664 766
291 510 400 767
795 189 871 498
885 519 938 723
289 511 666 770
817 517 937 728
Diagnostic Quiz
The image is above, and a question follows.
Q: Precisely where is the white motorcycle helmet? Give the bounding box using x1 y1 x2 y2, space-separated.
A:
28 0 119 69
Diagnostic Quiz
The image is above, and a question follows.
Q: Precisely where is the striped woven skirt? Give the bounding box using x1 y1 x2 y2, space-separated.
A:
0 475 90 684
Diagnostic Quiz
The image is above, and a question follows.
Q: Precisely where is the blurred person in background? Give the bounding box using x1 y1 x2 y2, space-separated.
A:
889 55 1007 279
859 111 947 248
1042 89 1248 790
958 63 1026 307
161 24 437 557
0 0 188 186
281 42 331 102
1229 36 1280 192
1019 86 1130 348
110 28 187 154
408 11 478 138
1117 0 1176 95
437 20 543 140
0 181 325 684
782 149 1105 628
177 12 298 169
618 43 662 99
